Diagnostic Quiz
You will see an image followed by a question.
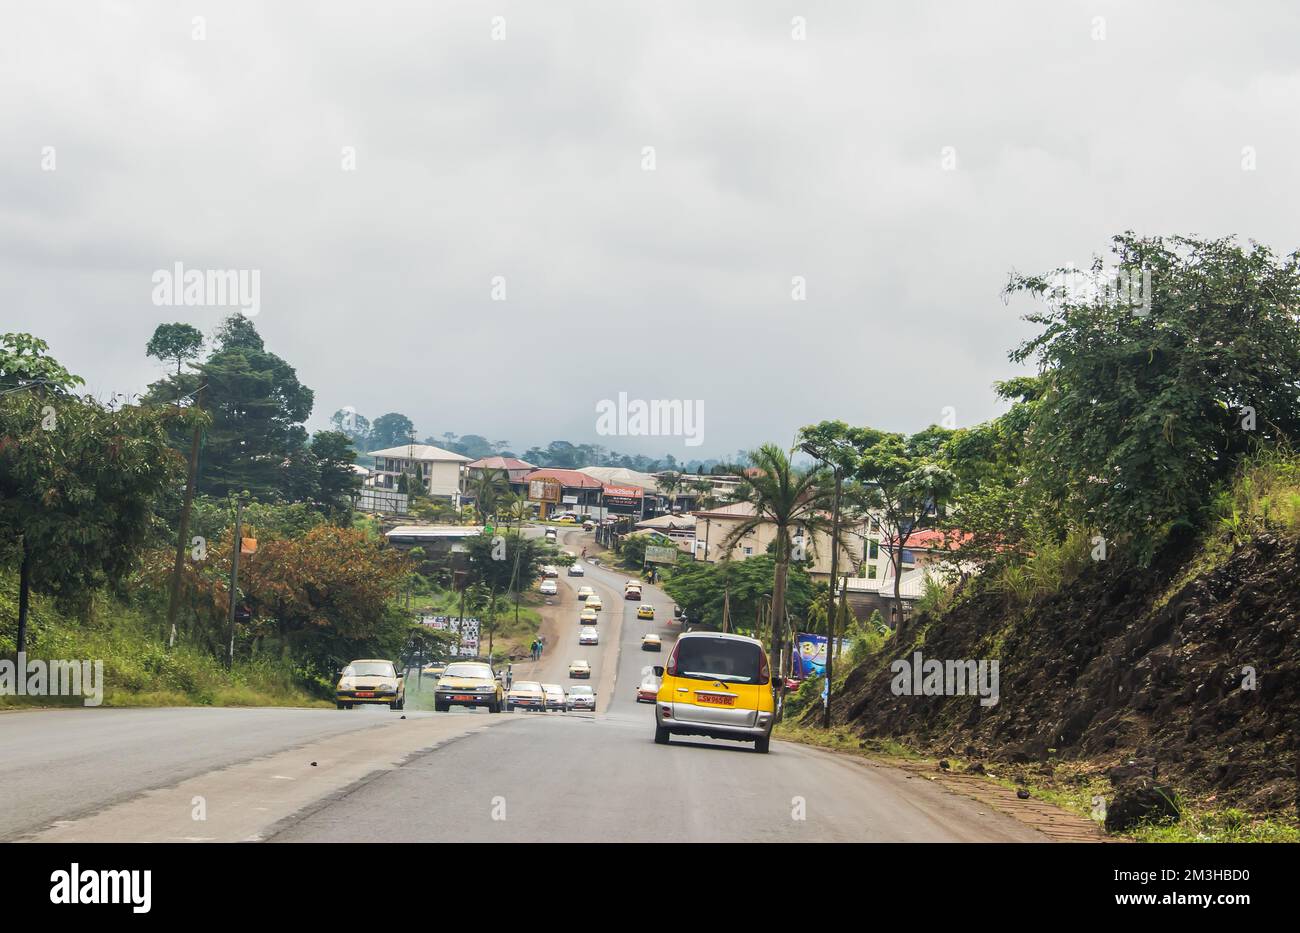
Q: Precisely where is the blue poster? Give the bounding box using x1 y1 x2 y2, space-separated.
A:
794 632 828 678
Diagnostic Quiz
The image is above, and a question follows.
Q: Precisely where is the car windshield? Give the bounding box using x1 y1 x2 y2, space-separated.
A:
343 662 393 677
443 663 491 678
673 638 766 684
569 686 593 695
512 681 542 692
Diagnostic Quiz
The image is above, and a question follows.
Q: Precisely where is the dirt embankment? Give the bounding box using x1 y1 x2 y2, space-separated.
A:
832 533 1300 815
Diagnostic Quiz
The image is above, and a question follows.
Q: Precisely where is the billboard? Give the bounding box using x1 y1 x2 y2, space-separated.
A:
528 478 562 503
794 632 828 678
645 544 678 564
603 485 642 510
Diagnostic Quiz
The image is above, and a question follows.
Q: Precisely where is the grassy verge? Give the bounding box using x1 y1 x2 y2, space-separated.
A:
1 578 329 710
774 723 1300 842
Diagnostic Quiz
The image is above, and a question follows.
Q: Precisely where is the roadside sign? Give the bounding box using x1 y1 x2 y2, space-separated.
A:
645 545 677 564
528 478 562 503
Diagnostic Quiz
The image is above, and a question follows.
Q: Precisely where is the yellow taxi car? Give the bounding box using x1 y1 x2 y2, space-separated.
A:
636 603 655 620
336 659 405 710
579 606 598 624
586 594 603 611
433 660 505 713
653 632 775 754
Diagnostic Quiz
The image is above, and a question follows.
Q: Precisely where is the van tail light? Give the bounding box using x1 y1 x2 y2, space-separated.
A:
665 642 680 677
758 650 770 685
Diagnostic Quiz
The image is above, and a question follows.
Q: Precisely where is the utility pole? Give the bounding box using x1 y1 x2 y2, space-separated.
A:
226 497 247 670
166 384 205 649
822 467 843 729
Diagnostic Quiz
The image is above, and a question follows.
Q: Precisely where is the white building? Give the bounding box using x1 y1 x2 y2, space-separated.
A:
367 444 471 503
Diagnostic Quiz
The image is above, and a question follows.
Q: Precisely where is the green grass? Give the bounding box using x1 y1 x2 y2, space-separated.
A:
1 577 329 709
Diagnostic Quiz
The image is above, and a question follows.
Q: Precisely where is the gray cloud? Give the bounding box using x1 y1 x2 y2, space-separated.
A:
3 0 1299 457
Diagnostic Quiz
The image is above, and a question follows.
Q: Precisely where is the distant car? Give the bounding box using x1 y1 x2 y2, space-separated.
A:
637 604 655 620
579 607 598 624
421 663 446 680
568 659 592 679
641 633 662 652
539 579 558 596
579 626 599 645
567 563 585 577
544 528 557 541
567 684 596 711
585 594 603 611
636 678 659 703
433 661 504 713
553 515 577 525
336 659 406 710
542 565 560 578
576 585 594 600
582 521 595 531
541 683 567 711
506 680 546 712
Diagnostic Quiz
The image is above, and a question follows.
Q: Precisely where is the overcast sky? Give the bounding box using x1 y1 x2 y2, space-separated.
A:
4 1 1299 459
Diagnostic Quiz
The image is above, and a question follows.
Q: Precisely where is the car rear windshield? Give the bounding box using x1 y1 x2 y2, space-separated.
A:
674 638 766 684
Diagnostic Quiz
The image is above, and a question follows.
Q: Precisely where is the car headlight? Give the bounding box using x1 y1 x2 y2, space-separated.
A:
338 680 352 689
379 683 395 691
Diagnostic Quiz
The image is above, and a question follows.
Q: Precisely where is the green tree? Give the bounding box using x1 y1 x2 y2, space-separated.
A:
369 413 416 451
1 392 183 651
469 467 509 524
145 323 205 378
802 421 956 626
0 333 83 392
145 314 314 499
1005 233 1300 559
720 444 833 707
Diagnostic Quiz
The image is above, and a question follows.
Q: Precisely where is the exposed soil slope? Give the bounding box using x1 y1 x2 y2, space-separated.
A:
831 533 1300 815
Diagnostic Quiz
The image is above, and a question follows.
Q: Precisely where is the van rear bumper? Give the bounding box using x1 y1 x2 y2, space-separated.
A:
655 703 774 741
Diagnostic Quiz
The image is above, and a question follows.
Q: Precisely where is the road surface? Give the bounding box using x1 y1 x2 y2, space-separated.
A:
0 526 1045 843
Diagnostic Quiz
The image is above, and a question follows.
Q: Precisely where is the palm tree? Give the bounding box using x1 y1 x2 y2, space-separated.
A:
720 444 833 716
469 467 509 524
658 470 683 512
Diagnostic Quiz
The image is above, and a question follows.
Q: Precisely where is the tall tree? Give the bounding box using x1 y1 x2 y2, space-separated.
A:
144 314 314 499
1006 233 1300 559
369 412 416 451
1 391 183 651
720 444 833 713
145 323 205 378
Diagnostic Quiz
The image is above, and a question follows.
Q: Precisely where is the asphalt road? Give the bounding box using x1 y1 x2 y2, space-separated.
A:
1 525 1046 843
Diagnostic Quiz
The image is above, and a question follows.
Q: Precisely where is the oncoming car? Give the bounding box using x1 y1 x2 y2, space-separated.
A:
336 659 405 710
567 685 596 711
541 683 567 711
579 626 599 645
568 659 592 679
636 604 655 620
567 563 586 577
641 632 661 651
433 661 505 713
579 606 598 624
653 632 775 753
506 681 546 711
539 579 558 596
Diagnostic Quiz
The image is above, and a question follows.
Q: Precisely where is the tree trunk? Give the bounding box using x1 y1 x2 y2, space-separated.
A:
16 537 32 654
771 557 789 720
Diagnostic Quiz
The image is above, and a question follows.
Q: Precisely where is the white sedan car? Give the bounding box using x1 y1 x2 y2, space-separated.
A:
539 579 557 595
567 685 596 711
567 563 586 577
578 626 599 645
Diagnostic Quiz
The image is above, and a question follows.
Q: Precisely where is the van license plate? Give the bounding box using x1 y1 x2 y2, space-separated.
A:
696 693 735 706
453 695 474 701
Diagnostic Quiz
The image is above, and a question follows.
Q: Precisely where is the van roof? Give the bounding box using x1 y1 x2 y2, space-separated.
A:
675 631 765 649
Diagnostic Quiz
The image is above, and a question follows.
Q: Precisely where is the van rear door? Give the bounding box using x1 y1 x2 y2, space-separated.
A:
666 636 769 728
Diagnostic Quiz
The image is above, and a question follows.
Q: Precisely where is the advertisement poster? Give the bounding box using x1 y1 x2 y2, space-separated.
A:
794 632 828 678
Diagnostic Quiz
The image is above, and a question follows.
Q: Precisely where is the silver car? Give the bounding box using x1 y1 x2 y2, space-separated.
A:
566 685 596 711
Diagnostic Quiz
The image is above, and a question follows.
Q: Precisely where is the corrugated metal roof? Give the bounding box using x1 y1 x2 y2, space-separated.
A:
368 444 471 462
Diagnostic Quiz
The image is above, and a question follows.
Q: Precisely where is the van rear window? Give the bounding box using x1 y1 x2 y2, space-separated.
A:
673 638 766 684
